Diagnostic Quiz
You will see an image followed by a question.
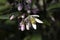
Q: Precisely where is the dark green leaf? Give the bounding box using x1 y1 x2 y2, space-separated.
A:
0 0 7 3
47 3 60 11
0 14 10 19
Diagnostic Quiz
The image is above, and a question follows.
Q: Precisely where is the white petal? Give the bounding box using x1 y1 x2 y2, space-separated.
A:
32 24 37 30
19 22 25 31
21 25 25 31
26 23 30 30
30 15 39 17
35 18 43 23
10 15 15 20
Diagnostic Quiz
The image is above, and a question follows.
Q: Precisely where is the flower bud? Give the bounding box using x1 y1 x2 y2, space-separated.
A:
18 3 23 11
27 10 31 13
10 15 15 20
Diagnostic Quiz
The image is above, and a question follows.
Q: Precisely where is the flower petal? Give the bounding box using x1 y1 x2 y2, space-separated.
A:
30 15 39 17
32 24 37 30
20 25 25 31
26 22 30 30
35 18 43 23
19 22 25 31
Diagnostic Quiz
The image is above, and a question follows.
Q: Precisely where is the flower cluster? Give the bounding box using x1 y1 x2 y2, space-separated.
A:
18 15 43 31
17 0 39 14
10 0 43 31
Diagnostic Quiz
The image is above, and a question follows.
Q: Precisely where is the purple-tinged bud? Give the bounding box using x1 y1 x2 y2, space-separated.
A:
25 5 31 10
18 3 23 11
32 4 39 14
19 22 25 31
32 8 39 14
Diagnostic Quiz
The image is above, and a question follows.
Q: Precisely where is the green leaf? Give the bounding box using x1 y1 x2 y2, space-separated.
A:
47 3 60 11
0 11 22 19
4 20 16 25
0 4 11 12
24 34 42 40
0 0 7 3
0 15 10 19
31 35 42 40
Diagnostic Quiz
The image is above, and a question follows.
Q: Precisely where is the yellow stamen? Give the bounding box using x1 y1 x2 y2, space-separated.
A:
30 17 36 24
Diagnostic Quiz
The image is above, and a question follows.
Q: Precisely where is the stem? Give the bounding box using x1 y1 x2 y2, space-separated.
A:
43 0 47 19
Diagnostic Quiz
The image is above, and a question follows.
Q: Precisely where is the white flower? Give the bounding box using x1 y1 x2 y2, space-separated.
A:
18 15 43 31
25 15 43 30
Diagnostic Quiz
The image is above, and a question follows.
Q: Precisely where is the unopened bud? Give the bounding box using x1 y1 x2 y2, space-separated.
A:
27 10 31 13
18 3 23 11
10 15 15 20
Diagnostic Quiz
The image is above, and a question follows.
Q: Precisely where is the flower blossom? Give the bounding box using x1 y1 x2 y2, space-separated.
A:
19 15 43 31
